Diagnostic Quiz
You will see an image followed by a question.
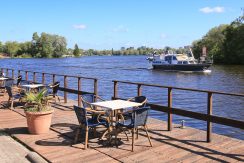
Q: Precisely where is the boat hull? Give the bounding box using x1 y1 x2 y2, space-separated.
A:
152 64 211 71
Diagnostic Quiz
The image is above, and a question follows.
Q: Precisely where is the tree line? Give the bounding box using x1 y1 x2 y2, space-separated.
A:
0 13 243 64
192 13 244 64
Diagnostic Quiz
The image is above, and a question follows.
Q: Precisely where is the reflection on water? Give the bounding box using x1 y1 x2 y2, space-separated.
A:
0 56 243 140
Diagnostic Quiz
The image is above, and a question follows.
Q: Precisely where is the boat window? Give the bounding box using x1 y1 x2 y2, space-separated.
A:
173 56 177 60
183 61 188 64
178 61 182 64
165 56 170 61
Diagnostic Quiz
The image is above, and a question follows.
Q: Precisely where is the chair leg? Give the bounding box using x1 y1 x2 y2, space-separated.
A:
123 130 129 141
115 127 118 148
56 95 61 103
93 127 97 137
132 128 135 152
11 100 14 109
84 126 89 149
144 125 152 147
136 128 139 140
74 128 80 143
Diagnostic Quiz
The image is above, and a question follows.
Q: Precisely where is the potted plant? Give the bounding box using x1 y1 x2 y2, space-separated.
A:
24 89 54 134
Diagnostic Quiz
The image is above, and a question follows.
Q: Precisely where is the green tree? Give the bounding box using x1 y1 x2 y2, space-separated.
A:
31 32 40 57
52 35 67 57
0 41 3 53
4 41 20 57
223 14 244 64
73 44 80 57
39 33 53 58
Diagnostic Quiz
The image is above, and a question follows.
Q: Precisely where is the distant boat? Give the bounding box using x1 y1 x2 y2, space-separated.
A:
148 50 212 72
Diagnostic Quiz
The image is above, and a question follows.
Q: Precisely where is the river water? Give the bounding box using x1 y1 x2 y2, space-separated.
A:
0 56 243 139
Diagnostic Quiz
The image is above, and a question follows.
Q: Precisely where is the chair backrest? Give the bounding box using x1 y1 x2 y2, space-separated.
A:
0 72 5 77
51 81 60 95
52 81 60 95
5 79 14 87
5 86 13 98
74 105 88 126
81 94 95 109
17 75 22 86
132 107 150 127
130 96 147 107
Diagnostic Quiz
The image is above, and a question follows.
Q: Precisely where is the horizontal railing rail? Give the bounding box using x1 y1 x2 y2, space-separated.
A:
2 67 243 142
1 67 98 106
112 80 244 142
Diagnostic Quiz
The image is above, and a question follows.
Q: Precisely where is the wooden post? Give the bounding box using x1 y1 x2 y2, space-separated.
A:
94 79 98 102
33 72 36 83
137 84 142 96
42 73 45 84
52 74 56 83
25 71 28 81
113 81 118 99
6 69 9 77
168 87 173 131
18 70 20 76
12 69 14 79
78 77 81 107
64 76 67 103
207 92 213 142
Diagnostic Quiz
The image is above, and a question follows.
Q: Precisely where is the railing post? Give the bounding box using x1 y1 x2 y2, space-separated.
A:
33 72 36 83
12 69 14 79
6 69 9 77
64 76 67 103
52 74 56 83
168 87 173 131
113 81 118 99
137 84 142 96
42 73 45 84
78 77 81 107
25 71 28 81
207 92 213 142
94 79 98 101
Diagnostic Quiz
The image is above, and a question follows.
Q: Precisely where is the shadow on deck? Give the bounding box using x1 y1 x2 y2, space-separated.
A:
0 96 243 163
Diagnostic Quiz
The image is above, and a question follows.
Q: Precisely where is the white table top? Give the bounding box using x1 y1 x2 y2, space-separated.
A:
91 99 141 111
0 77 8 80
22 84 44 89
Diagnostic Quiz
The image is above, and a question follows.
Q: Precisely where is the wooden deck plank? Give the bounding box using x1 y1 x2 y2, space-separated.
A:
0 94 243 163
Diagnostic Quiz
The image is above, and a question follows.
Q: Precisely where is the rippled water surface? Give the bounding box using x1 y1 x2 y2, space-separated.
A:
0 56 243 139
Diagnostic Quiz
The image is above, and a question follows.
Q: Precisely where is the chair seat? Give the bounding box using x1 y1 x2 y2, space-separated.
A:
87 118 108 127
12 94 23 100
116 119 134 129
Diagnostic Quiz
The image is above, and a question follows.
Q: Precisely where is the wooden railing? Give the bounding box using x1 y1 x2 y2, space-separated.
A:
2 67 244 142
113 80 244 142
1 68 98 107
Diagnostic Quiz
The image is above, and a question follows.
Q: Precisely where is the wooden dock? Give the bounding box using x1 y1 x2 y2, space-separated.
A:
0 95 243 163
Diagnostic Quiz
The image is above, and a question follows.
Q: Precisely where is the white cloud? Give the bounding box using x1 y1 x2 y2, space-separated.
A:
73 24 87 30
160 33 167 39
200 6 225 14
113 25 128 33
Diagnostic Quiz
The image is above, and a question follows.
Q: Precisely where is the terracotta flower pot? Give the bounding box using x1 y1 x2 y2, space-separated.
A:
25 110 54 134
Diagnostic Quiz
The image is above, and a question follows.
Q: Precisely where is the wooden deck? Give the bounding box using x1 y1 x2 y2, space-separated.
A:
0 95 243 163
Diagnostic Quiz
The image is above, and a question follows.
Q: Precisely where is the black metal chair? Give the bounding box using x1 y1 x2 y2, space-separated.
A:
116 106 152 151
121 96 148 120
80 93 110 125
80 93 105 110
48 81 60 102
5 84 24 109
16 75 22 87
73 105 108 149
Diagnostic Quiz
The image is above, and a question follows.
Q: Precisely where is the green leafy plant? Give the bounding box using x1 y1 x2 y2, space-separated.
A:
24 88 52 112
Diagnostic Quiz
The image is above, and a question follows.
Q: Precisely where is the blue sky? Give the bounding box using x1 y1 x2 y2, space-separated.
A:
0 0 243 50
